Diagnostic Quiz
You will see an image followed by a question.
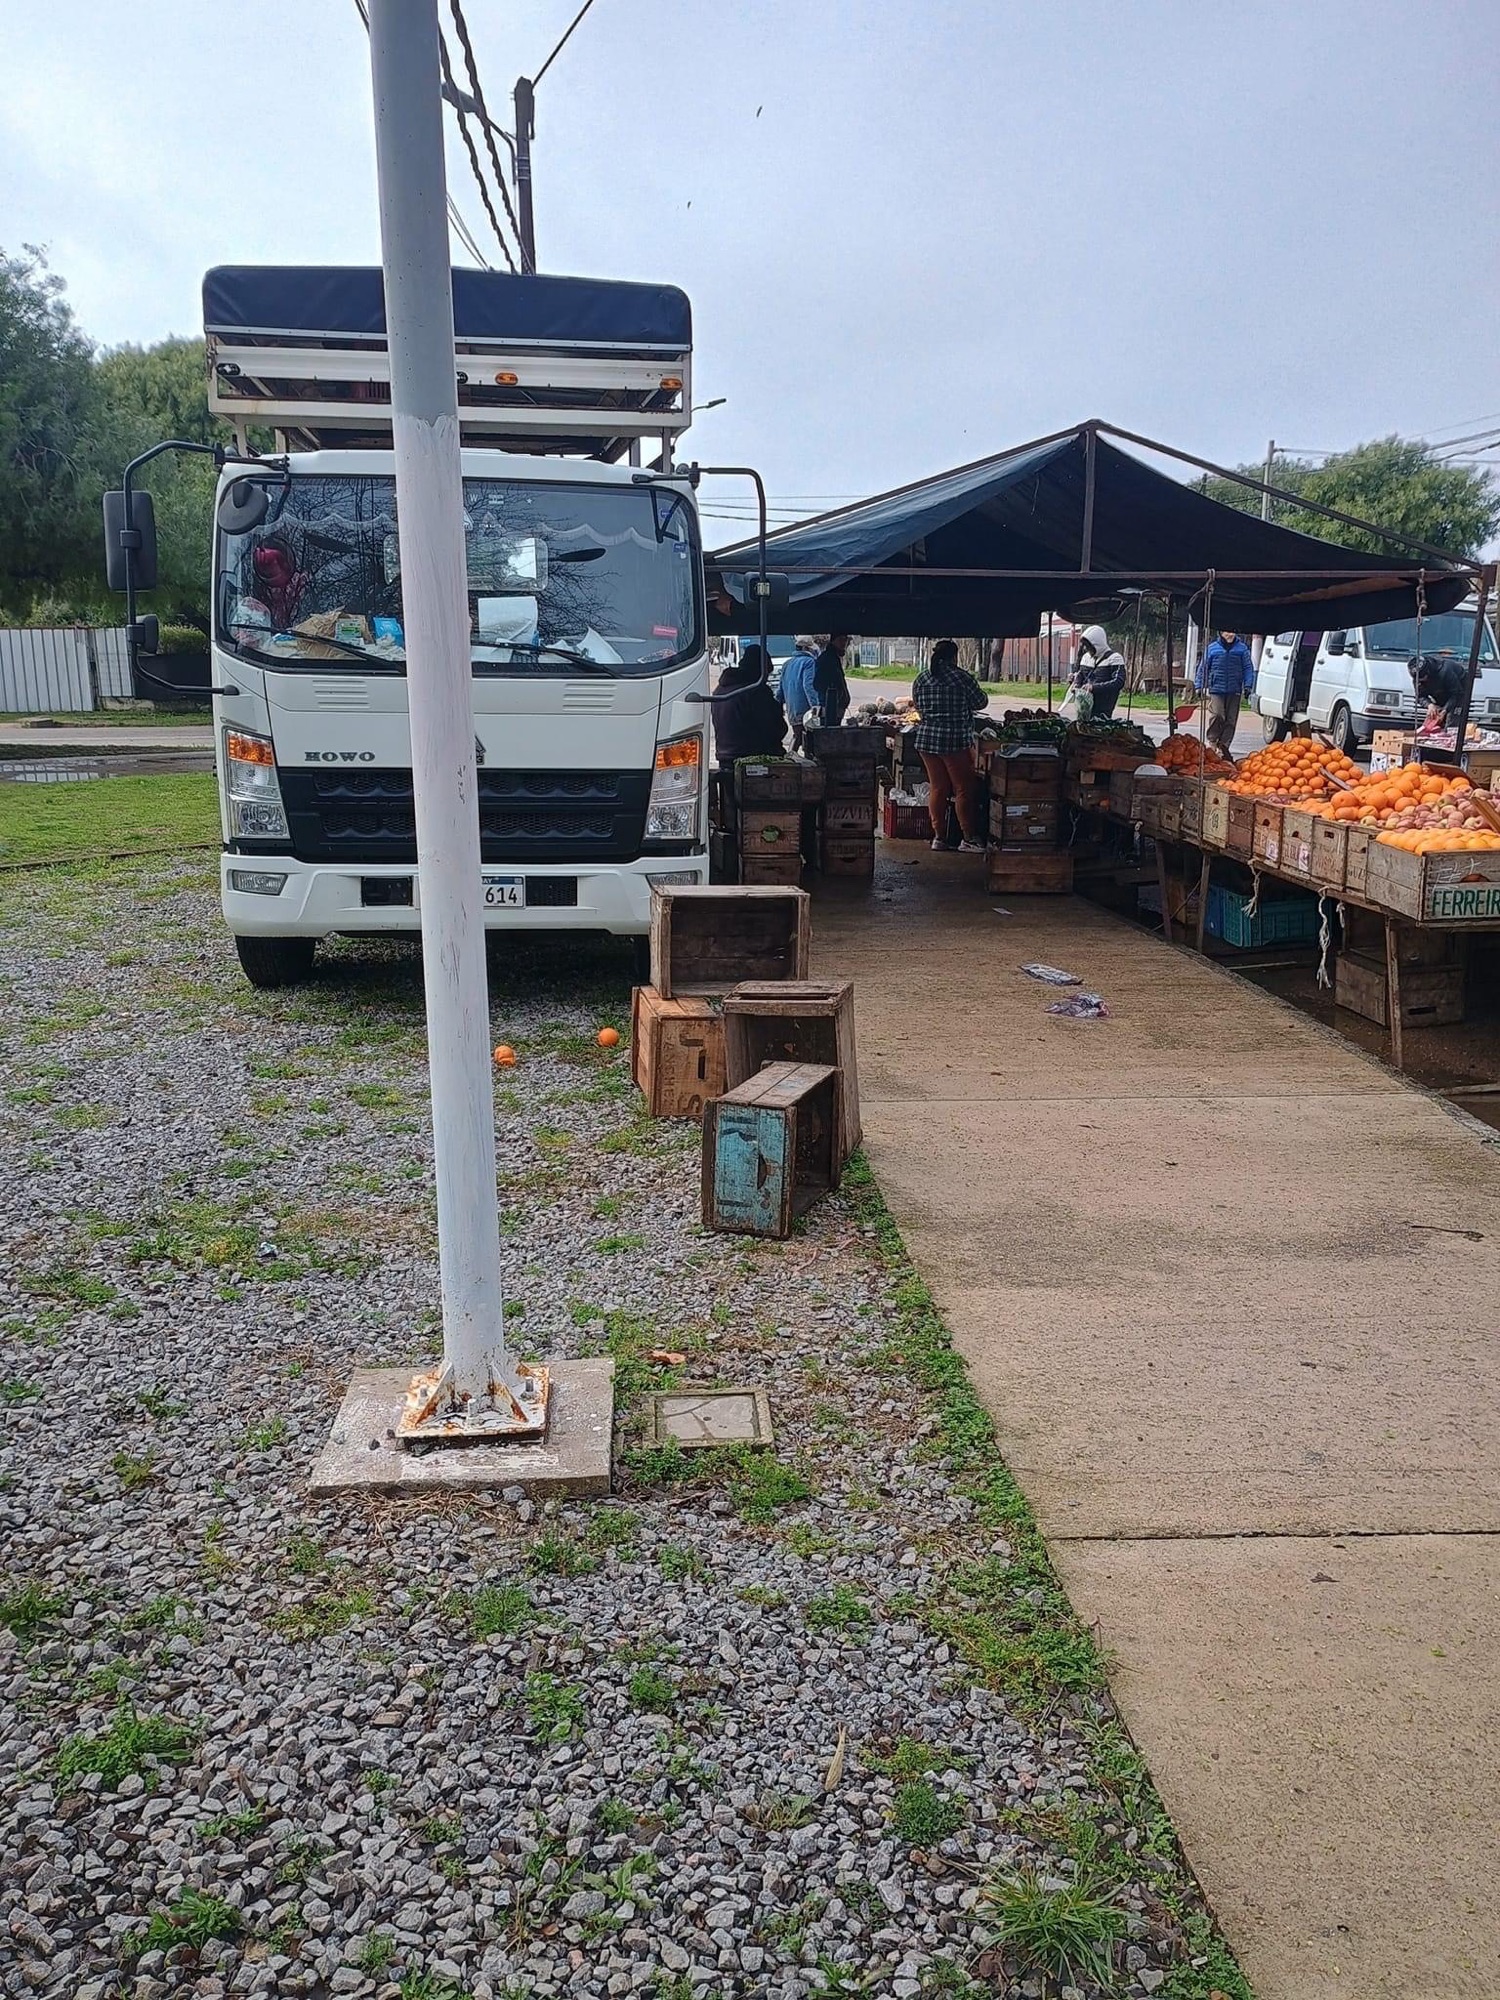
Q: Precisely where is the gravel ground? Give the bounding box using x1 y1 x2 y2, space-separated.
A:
0 856 1246 2000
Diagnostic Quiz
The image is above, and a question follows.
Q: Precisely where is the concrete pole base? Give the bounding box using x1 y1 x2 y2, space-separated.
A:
309 1358 614 1498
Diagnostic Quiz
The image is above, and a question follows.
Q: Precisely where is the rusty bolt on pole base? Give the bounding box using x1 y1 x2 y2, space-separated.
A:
396 1361 551 1444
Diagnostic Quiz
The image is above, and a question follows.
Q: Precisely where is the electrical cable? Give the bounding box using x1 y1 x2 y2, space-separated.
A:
534 0 599 85
438 29 520 270
350 0 495 269
447 0 527 256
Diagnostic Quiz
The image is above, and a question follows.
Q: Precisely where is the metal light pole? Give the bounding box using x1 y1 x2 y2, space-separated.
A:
513 76 537 273
367 0 544 1439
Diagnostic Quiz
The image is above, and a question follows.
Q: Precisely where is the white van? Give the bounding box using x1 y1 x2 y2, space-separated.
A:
1254 604 1500 750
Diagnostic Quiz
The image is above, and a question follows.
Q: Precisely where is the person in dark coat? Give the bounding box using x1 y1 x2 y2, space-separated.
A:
812 634 852 727
1410 653 1469 730
711 646 786 766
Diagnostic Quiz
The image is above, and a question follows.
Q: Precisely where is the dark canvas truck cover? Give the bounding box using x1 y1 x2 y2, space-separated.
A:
202 266 691 351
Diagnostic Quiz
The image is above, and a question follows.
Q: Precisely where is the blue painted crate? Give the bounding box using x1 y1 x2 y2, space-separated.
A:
1205 884 1320 948
702 1061 841 1238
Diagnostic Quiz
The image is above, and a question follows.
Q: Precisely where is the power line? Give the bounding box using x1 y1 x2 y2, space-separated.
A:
534 0 599 86
438 28 520 270
351 0 495 269
447 0 527 257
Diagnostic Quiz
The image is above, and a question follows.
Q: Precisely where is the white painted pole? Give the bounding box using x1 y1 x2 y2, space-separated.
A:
367 0 517 1409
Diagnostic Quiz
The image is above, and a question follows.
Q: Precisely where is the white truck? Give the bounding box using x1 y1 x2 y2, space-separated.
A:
191 266 713 987
1254 603 1500 750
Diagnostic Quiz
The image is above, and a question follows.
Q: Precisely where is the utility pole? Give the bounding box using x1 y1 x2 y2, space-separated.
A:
1261 439 1275 521
367 0 542 1438
513 77 537 273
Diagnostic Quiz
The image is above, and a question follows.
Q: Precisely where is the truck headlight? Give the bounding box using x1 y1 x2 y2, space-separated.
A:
645 730 702 842
224 728 289 840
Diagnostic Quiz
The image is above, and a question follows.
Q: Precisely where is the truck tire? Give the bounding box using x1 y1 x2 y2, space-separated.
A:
1330 702 1357 754
234 934 317 989
1263 713 1290 743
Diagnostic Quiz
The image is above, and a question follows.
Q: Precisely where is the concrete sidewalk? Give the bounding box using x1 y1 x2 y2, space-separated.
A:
812 853 1499 2000
0 723 213 751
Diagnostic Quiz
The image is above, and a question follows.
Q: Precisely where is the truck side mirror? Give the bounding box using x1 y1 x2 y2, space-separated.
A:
102 489 158 593
1326 630 1347 656
751 571 791 618
131 614 160 656
216 479 273 534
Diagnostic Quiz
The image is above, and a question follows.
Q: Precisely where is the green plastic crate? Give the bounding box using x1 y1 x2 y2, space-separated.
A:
1206 884 1320 948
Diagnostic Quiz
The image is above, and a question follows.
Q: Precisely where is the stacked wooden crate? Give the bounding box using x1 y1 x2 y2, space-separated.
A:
805 726 882 877
986 744 1071 893
733 756 824 886
631 887 811 1118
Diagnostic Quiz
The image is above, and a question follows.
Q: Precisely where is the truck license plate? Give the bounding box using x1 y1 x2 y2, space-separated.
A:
482 876 525 909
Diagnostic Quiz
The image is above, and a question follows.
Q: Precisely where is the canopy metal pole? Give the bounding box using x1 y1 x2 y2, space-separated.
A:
1164 597 1175 734
1047 618 1054 712
1452 563 1495 761
1080 426 1097 574
368 0 539 1438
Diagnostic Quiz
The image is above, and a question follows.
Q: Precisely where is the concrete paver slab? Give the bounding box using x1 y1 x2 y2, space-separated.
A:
1056 1533 1500 2000
812 855 1500 1996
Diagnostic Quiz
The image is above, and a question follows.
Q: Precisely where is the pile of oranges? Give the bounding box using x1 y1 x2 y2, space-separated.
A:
1220 738 1362 801
1156 732 1235 777
1313 763 1471 824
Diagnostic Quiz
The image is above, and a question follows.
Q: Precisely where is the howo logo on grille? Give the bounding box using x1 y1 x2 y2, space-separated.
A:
305 750 377 762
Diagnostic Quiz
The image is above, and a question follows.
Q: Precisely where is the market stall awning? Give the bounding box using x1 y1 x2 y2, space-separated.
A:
707 421 1478 637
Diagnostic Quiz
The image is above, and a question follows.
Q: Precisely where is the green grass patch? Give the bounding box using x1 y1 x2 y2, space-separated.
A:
524 1672 586 1743
121 1887 239 1965
460 1583 533 1638
0 772 218 864
804 1585 873 1638
524 1532 597 1579
891 1779 963 1846
978 1869 1125 1988
57 1707 196 1788
271 1584 376 1641
0 1580 66 1641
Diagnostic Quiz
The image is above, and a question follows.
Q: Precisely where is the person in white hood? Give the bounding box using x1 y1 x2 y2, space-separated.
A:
1070 623 1127 719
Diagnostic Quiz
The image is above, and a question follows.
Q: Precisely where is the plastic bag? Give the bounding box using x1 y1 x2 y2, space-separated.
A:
1047 992 1109 1019
1020 963 1082 985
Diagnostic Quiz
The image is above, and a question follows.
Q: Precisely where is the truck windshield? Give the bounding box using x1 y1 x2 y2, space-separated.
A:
1363 613 1497 661
215 474 701 675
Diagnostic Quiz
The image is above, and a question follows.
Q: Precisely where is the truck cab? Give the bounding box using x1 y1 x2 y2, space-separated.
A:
1255 603 1500 750
201 265 710 987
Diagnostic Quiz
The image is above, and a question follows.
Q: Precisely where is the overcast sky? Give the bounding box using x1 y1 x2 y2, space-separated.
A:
5 0 1498 533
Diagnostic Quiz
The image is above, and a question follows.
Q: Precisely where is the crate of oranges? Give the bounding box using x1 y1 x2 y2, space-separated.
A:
1221 739 1363 802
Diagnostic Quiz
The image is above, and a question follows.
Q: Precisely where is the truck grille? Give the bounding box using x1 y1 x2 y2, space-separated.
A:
280 767 651 865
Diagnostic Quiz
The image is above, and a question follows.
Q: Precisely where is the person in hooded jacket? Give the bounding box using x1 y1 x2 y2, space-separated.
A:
779 636 821 750
1195 628 1256 755
710 646 786 766
1070 624 1127 720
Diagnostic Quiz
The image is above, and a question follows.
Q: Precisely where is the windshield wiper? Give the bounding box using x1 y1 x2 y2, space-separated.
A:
497 642 619 676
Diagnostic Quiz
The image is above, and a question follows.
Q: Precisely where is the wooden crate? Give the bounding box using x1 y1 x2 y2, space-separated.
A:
1362 842 1500 923
1225 794 1256 859
817 833 875 877
631 987 727 1120
722 979 860 1158
1066 774 1113 813
1310 818 1349 890
1280 807 1318 879
1252 802 1284 868
1342 909 1467 966
1179 781 1204 841
989 800 1059 847
733 757 825 805
738 808 803 855
883 796 931 840
803 725 885 760
1107 769 1137 818
1335 950 1466 1029
822 798 877 835
989 749 1061 804
739 852 805 887
650 886 811 998
1344 825 1373 900
1202 783 1232 849
819 760 882 803
702 1060 841 1238
985 848 1074 894
1067 741 1150 773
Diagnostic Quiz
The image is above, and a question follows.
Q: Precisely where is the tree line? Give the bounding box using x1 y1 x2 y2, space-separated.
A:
2 245 1497 632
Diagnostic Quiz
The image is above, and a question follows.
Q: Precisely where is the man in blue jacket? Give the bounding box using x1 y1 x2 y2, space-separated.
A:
779 636 821 751
1196 628 1256 756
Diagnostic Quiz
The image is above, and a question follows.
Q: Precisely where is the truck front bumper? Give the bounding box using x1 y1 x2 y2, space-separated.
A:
220 854 707 937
